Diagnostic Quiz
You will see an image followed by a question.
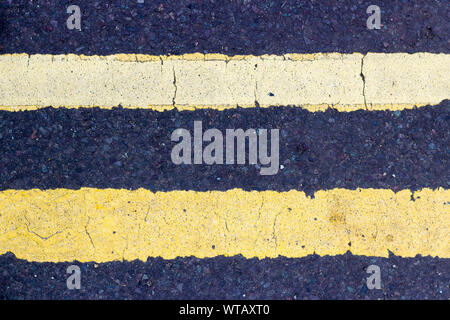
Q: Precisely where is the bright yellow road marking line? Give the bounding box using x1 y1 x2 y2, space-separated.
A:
0 188 448 262
0 53 448 112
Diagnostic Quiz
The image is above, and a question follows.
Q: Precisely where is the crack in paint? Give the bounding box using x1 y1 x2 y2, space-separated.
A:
85 217 95 249
24 216 62 241
360 54 368 110
172 66 177 106
254 79 260 108
272 212 282 255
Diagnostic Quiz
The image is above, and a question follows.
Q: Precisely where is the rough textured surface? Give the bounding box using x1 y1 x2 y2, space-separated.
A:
0 53 448 110
0 102 448 195
0 252 448 299
1 0 449 55
0 0 448 301
1 188 448 262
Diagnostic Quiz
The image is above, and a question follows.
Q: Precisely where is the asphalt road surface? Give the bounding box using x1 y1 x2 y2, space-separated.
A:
0 0 448 300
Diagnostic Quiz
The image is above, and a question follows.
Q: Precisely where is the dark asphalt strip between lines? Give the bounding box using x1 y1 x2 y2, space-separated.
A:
1 0 448 55
0 252 448 300
0 102 448 194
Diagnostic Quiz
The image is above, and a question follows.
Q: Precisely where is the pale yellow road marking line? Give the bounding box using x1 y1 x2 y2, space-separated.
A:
0 53 448 112
0 103 434 112
0 188 448 262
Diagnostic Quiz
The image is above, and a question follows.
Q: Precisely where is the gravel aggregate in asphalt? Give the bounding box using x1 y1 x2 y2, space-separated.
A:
0 252 448 300
0 102 448 195
1 0 449 55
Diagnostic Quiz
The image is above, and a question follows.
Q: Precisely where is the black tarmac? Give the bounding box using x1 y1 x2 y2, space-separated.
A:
0 0 449 55
1 252 449 300
0 0 449 300
0 103 448 195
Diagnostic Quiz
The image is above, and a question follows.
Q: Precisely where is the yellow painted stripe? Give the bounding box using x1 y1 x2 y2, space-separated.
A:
0 188 448 262
0 53 448 112
0 103 431 113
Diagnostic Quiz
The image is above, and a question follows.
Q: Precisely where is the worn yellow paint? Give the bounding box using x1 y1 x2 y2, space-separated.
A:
0 188 448 262
363 52 450 105
0 103 429 112
0 53 448 111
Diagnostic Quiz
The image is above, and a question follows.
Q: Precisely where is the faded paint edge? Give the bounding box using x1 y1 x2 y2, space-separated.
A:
0 188 448 263
0 52 368 62
0 103 431 112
